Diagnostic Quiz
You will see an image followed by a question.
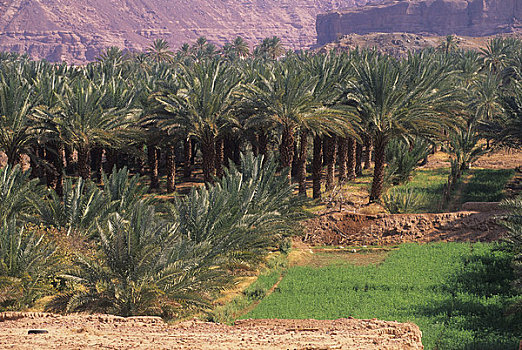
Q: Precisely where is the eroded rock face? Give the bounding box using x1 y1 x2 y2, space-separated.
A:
0 0 373 64
317 0 522 45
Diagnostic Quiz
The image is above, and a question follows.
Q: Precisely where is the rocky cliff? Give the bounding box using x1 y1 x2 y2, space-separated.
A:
317 0 522 45
0 0 372 64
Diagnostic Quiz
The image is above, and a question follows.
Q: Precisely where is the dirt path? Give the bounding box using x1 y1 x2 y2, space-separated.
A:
0 313 423 350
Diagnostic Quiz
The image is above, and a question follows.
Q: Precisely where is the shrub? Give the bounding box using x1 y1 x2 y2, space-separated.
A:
0 218 59 310
384 137 432 186
382 188 426 214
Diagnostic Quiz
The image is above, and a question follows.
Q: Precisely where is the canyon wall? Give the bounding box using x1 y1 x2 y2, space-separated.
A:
0 0 372 64
317 0 522 45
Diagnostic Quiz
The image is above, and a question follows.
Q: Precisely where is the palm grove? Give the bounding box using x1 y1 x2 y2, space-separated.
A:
0 35 521 317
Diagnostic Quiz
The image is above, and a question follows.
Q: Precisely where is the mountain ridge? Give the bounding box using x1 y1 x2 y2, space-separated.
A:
0 0 371 64
316 0 522 45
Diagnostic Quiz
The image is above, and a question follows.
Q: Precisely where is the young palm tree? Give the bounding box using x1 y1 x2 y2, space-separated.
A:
0 164 42 223
347 53 460 202
0 216 58 310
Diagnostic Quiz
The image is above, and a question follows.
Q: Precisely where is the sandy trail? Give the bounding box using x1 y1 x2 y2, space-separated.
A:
0 313 423 350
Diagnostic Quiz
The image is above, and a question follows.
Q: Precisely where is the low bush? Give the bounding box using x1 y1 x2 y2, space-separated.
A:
382 188 426 214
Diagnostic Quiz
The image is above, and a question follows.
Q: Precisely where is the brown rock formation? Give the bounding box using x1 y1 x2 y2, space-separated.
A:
0 0 373 64
317 0 522 45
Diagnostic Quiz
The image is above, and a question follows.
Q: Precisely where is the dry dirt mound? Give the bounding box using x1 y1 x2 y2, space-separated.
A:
0 312 423 349
303 210 505 246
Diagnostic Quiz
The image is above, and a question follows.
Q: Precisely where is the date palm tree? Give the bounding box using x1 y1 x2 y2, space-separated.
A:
347 52 460 202
156 59 241 183
53 78 137 179
146 39 175 63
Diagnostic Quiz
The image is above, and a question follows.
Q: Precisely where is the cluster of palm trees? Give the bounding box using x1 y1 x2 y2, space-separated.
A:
1 34 522 317
0 36 521 204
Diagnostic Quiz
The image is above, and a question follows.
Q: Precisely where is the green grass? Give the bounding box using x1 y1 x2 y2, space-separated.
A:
393 168 450 212
243 243 522 350
461 169 515 203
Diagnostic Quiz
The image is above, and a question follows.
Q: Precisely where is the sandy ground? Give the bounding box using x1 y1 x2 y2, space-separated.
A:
0 313 423 350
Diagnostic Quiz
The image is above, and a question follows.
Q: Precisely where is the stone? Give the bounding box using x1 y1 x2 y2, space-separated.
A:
0 0 374 64
317 0 522 45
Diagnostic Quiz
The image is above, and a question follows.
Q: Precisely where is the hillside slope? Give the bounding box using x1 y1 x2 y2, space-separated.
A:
0 0 370 63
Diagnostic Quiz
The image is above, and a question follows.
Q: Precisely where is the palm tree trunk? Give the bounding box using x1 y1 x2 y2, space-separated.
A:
259 130 268 158
166 144 176 193
45 141 64 196
77 146 91 180
251 133 259 157
324 136 337 191
297 130 309 196
337 137 347 184
147 145 160 190
183 139 192 179
280 125 295 182
202 137 216 184
291 140 299 178
30 145 44 180
369 136 387 203
347 137 356 180
364 137 372 170
105 149 117 174
223 136 233 168
215 137 224 178
91 146 103 183
64 145 74 173
6 148 21 166
356 142 363 176
312 136 323 199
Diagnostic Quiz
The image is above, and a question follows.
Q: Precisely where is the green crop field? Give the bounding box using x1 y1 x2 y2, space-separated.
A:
244 243 522 349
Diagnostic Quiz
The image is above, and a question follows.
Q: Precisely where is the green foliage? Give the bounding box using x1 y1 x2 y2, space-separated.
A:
245 243 522 349
43 154 304 318
0 164 41 223
499 195 522 311
0 218 59 310
448 124 488 173
47 202 230 317
36 177 108 236
393 168 450 213
384 137 432 186
382 188 426 214
168 153 309 264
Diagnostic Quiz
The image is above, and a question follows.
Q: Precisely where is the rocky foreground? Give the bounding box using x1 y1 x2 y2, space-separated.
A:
0 313 423 349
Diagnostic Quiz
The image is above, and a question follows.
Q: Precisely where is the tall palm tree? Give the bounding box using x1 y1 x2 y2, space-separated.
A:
438 35 459 55
232 36 250 59
347 53 460 202
241 60 316 184
53 78 136 179
146 39 175 63
254 36 285 60
304 52 355 197
156 59 241 183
